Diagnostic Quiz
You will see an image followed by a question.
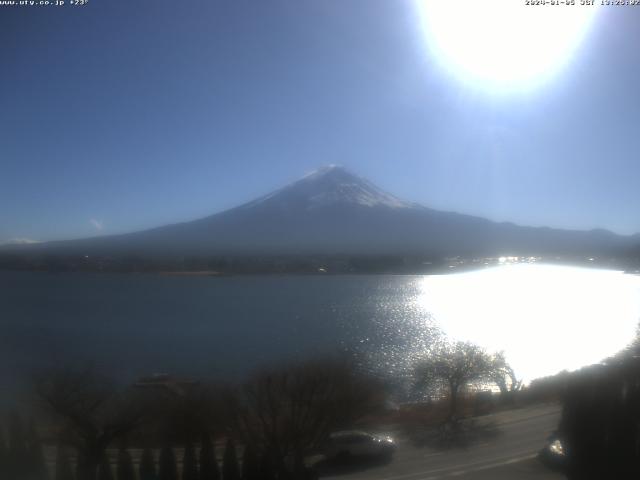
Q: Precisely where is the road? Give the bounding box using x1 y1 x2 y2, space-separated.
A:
322 403 564 480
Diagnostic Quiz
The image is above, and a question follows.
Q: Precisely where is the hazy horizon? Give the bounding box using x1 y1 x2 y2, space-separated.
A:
4 164 640 246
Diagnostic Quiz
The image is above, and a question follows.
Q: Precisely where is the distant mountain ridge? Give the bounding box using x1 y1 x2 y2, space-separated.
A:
3 165 639 259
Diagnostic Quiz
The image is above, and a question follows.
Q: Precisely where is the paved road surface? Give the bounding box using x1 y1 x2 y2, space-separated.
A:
322 403 564 480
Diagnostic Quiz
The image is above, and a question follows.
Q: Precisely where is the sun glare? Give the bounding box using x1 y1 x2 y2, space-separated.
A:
416 0 599 90
416 265 640 383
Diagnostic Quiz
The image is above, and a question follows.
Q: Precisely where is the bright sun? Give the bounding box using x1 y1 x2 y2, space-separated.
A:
416 0 599 89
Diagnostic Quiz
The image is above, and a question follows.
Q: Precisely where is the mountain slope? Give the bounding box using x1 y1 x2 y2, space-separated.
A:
4 165 639 258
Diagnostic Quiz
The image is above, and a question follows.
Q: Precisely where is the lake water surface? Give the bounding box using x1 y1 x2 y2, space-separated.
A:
2 264 639 395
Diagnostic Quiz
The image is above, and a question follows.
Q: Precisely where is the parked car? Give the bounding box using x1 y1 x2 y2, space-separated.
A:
538 431 567 471
325 430 396 460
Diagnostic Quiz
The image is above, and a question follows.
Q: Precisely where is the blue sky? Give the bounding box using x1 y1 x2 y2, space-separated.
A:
1 0 640 243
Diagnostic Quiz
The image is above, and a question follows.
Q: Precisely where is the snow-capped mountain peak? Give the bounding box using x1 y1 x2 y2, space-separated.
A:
244 165 416 211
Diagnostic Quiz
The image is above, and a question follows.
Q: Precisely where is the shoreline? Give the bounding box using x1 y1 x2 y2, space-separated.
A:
1 259 637 276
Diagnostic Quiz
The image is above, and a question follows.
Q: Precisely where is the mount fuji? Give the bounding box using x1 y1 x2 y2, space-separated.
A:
3 165 639 259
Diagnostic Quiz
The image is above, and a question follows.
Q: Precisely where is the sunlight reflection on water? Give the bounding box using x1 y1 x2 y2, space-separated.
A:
1 267 639 396
415 264 640 382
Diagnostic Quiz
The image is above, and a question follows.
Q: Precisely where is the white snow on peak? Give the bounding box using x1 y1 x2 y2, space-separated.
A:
242 165 416 211
305 165 414 209
306 179 411 210
300 164 343 179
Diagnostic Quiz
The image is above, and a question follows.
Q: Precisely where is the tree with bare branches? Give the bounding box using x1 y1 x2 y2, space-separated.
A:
487 351 522 402
232 357 382 479
139 378 229 447
34 368 146 480
415 340 493 422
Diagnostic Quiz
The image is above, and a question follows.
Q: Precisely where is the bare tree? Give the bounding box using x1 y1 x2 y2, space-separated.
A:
135 377 230 447
233 357 382 479
34 368 146 480
415 340 493 422
487 352 522 402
